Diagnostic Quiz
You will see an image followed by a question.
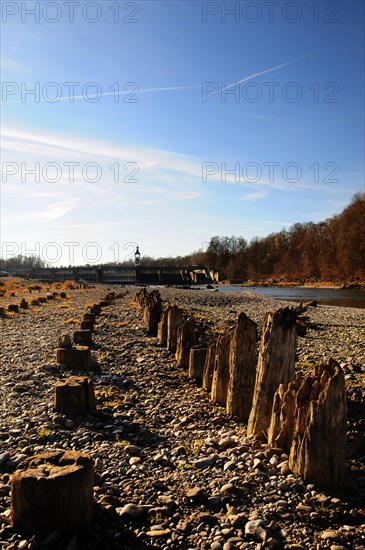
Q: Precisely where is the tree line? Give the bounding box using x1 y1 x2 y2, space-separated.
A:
1 193 364 282
201 193 365 281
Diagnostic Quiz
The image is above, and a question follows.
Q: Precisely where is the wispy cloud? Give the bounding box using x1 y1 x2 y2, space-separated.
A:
1 54 311 104
43 199 78 220
2 125 342 195
240 191 269 201
0 57 28 74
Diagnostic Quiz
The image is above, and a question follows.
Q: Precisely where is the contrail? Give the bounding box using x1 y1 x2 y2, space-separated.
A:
211 53 312 95
1 54 311 104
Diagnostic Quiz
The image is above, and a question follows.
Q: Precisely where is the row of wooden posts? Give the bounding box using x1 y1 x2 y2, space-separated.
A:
0 291 68 317
11 291 117 538
135 288 347 491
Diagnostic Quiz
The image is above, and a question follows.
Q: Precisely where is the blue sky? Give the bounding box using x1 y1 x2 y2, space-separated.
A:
1 0 364 266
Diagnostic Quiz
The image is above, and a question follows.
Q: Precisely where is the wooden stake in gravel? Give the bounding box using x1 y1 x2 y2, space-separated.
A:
83 313 96 324
167 305 183 353
54 376 96 416
289 359 346 490
90 304 101 315
81 320 94 331
11 451 94 537
226 313 257 421
56 344 91 370
157 306 173 347
73 329 93 346
188 346 208 383
211 331 231 407
142 290 162 336
247 307 297 439
176 318 196 369
202 340 217 392
268 374 304 451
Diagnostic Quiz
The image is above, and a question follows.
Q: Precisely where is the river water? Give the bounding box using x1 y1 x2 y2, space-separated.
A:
217 285 365 309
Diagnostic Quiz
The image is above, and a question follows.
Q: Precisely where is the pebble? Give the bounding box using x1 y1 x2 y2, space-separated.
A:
194 455 219 468
117 503 146 519
320 530 340 541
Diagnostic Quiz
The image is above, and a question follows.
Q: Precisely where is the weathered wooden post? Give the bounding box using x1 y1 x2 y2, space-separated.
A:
202 340 217 392
167 305 183 353
83 313 95 324
247 307 297 438
176 318 196 369
143 290 162 336
268 375 304 451
54 376 96 416
226 313 257 421
157 306 173 347
289 359 346 490
211 331 231 407
56 335 91 370
11 451 94 537
73 330 93 346
135 288 147 308
188 346 208 382
90 304 101 315
81 320 94 331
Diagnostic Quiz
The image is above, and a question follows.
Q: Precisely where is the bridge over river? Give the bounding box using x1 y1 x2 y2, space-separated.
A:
9 265 218 286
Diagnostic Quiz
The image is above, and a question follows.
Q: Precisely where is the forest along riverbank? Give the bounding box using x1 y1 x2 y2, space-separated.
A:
0 284 364 549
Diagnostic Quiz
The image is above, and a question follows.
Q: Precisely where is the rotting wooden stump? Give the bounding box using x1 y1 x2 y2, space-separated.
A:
167 305 183 353
202 340 217 392
11 450 94 538
90 304 101 316
135 288 147 308
81 320 94 332
247 307 297 439
56 345 91 371
73 329 93 346
83 313 95 324
226 312 257 421
157 306 173 347
59 334 72 349
176 318 196 369
54 376 96 416
289 359 346 491
268 374 304 452
8 304 19 313
211 331 231 407
188 346 208 383
143 290 162 336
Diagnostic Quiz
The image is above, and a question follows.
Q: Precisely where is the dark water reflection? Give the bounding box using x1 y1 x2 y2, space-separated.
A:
218 286 365 309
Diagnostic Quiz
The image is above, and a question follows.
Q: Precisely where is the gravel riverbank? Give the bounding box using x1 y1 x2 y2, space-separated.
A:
0 284 364 549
